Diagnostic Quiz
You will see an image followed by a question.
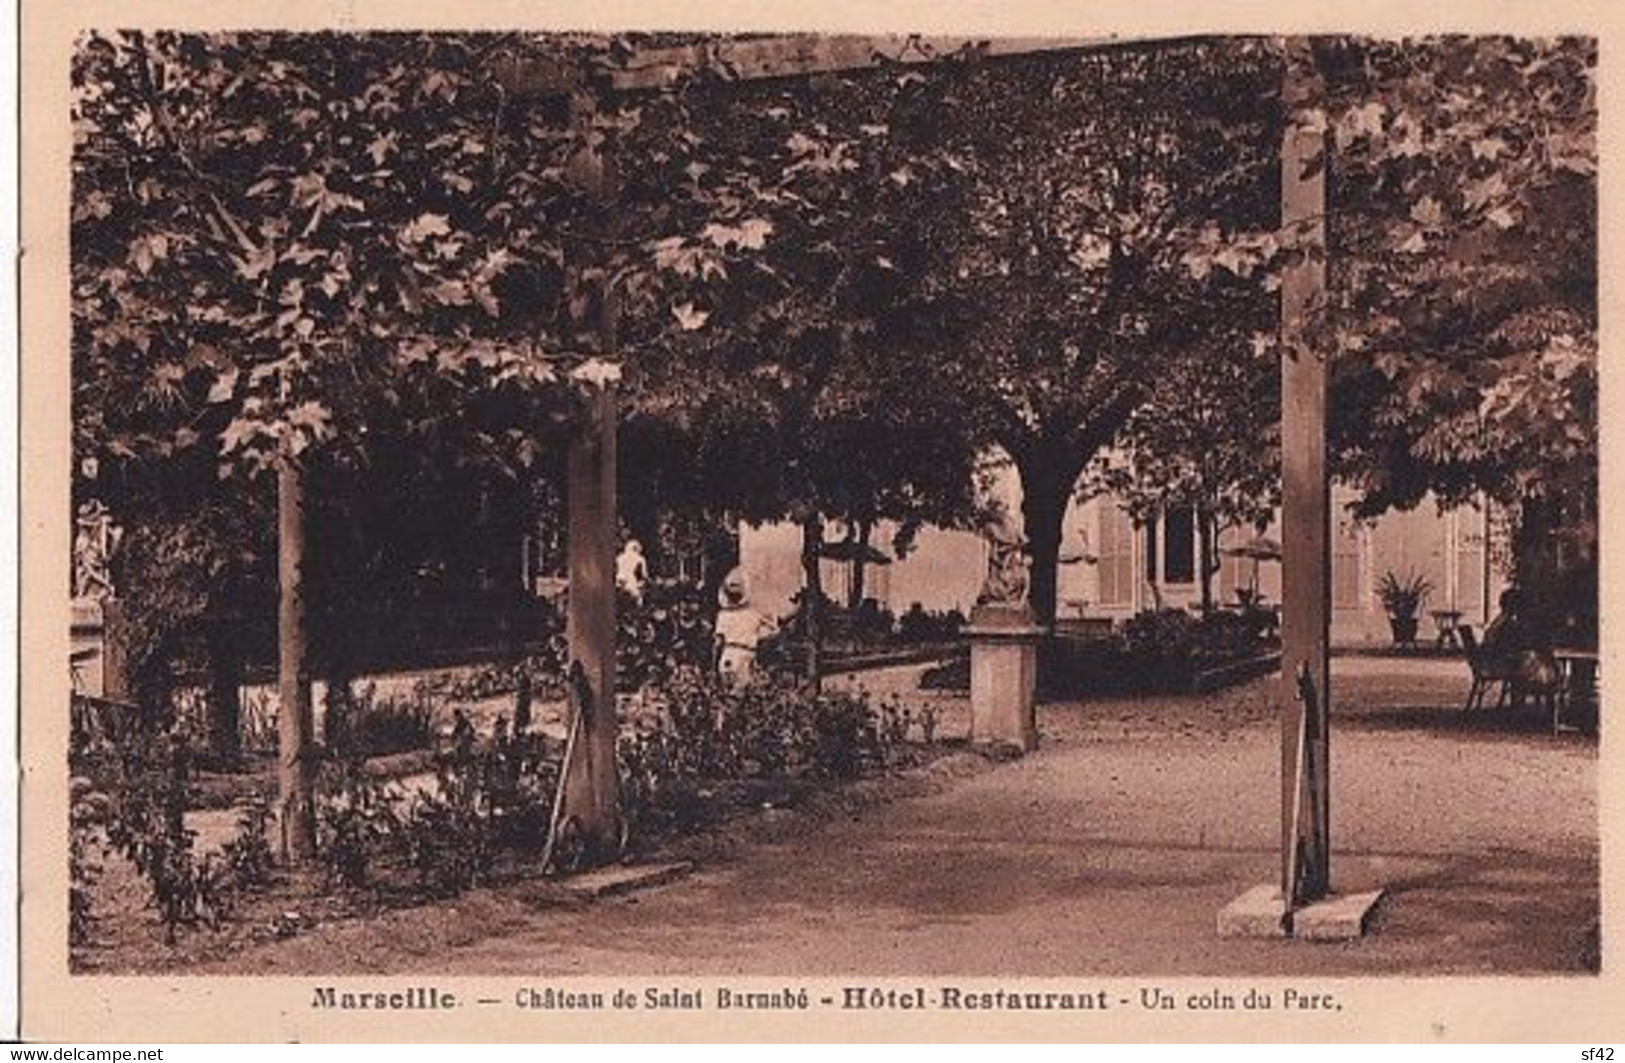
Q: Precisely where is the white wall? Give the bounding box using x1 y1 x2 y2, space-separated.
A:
738 519 987 621
738 474 1507 645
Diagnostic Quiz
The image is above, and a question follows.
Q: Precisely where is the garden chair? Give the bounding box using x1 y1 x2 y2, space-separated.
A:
1511 648 1565 734
1457 624 1512 712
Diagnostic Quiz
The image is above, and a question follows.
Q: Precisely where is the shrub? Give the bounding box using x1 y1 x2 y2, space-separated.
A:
807 693 881 779
618 670 921 837
474 719 560 848
1119 608 1200 667
315 754 405 892
1174 611 1248 666
897 604 967 644
919 651 970 691
313 709 563 898
851 600 897 642
92 727 224 942
220 799 276 890
617 583 717 692
325 682 436 759
403 790 488 898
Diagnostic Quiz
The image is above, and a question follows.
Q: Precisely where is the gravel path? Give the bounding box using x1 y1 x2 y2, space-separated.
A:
175 657 1597 977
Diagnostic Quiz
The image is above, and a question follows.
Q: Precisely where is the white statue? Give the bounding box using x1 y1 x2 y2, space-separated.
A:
73 500 120 601
615 539 648 602
977 501 1029 607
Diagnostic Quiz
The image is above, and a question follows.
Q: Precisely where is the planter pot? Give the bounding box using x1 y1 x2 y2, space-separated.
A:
1388 615 1419 644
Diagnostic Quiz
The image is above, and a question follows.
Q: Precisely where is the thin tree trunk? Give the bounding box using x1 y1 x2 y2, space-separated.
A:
1197 504 1215 615
205 614 242 766
800 515 825 689
848 520 871 610
277 459 317 862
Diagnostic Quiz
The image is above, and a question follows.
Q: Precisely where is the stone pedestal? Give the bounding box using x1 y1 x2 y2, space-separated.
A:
70 597 109 698
1217 883 1386 941
963 604 1043 753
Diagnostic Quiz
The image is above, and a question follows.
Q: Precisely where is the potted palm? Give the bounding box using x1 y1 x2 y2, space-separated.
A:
1377 571 1433 645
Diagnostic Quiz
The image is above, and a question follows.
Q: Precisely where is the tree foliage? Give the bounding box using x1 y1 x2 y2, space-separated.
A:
1310 36 1597 516
607 48 988 544
72 32 1597 652
913 40 1285 624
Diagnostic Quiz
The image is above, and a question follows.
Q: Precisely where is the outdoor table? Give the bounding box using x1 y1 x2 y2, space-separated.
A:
1552 647 1600 734
1431 609 1464 649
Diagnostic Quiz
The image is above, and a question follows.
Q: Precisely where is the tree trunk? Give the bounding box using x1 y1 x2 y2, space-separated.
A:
848 520 871 610
277 460 317 862
204 616 242 766
1514 493 1558 639
1197 504 1215 615
800 515 825 688
1018 457 1074 629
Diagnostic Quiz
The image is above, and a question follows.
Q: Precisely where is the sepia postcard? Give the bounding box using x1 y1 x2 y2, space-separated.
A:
17 0 1625 1043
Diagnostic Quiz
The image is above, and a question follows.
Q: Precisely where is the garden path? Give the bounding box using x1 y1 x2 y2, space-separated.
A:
187 658 1597 977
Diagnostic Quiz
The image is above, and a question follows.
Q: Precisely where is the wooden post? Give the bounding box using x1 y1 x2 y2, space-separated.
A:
1279 42 1331 907
277 458 317 861
563 384 621 852
553 72 624 856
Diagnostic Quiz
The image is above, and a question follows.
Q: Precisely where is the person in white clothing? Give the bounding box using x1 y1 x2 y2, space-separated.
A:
714 568 774 688
615 539 648 602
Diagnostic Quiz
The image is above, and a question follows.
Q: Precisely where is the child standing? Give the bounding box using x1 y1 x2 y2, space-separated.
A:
714 568 775 688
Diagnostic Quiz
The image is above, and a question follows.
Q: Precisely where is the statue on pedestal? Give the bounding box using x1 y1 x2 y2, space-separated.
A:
976 502 1030 610
73 500 120 602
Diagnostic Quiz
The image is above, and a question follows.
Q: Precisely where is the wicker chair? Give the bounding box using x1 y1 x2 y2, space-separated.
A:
1457 624 1513 712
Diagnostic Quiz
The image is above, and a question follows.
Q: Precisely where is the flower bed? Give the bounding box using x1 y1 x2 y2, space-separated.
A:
69 666 943 969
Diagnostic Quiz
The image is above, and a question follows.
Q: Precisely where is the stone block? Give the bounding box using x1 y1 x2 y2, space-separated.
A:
1217 883 1290 938
1293 888 1385 941
1217 883 1385 940
559 861 694 900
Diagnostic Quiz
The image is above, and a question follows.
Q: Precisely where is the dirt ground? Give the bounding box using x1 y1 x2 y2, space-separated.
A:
109 655 1598 978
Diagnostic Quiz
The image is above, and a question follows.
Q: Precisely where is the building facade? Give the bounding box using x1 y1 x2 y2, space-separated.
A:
739 480 1510 647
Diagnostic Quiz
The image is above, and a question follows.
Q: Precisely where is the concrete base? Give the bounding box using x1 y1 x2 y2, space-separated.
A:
1217 884 1291 938
1217 883 1385 941
560 861 694 900
963 606 1042 753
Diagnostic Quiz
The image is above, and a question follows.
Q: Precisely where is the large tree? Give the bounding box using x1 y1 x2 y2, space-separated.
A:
72 31 682 852
908 40 1284 626
70 32 990 836
1310 37 1597 630
604 48 988 677
1303 37 1598 504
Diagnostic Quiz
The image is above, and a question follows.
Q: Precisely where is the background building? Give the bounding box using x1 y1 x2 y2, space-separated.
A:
739 472 1510 647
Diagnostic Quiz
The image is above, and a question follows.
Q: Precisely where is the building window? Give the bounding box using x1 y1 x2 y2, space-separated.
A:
1098 505 1134 607
1144 516 1158 582
1164 507 1196 584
